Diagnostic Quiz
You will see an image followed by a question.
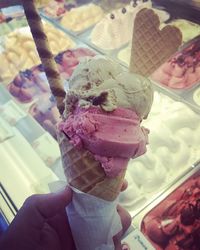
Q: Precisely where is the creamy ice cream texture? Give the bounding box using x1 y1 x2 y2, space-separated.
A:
60 57 153 177
141 171 200 250
151 37 200 89
91 0 169 50
60 3 104 32
90 4 140 50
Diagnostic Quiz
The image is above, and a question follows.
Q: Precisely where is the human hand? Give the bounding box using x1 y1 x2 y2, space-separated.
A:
0 183 131 250
0 187 75 250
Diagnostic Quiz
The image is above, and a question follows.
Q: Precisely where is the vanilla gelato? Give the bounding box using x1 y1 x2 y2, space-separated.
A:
60 3 104 32
91 1 152 50
65 57 153 119
91 1 169 50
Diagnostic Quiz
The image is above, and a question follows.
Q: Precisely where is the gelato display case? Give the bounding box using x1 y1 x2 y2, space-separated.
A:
0 0 200 249
133 162 200 250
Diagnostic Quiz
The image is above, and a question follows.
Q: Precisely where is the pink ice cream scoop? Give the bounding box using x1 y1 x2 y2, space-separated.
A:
151 39 200 89
61 56 153 178
60 106 149 177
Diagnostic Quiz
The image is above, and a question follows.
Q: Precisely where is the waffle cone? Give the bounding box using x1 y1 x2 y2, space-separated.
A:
57 131 126 201
22 0 126 202
129 8 182 77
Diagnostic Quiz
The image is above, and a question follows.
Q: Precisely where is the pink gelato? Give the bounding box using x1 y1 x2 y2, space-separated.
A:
60 106 149 177
8 68 49 103
55 48 96 80
43 0 69 18
151 38 200 89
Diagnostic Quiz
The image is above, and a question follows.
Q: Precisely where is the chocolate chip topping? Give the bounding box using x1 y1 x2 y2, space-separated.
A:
180 204 196 226
132 0 137 7
122 7 126 14
177 234 194 249
110 13 115 19
83 82 91 90
171 41 200 71
92 92 108 106
95 79 102 86
195 199 200 219
193 229 200 247
176 228 200 249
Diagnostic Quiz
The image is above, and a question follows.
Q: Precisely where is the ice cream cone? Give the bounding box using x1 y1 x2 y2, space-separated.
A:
22 2 152 249
129 8 182 76
22 0 127 203
58 130 126 201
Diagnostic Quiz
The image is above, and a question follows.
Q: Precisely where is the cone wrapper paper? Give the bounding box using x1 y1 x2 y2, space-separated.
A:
67 187 122 250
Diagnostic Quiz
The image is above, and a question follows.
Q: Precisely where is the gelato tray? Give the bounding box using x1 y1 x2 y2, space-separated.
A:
0 21 76 84
80 1 170 54
40 0 77 20
119 91 200 215
133 162 200 250
151 35 200 91
48 3 105 35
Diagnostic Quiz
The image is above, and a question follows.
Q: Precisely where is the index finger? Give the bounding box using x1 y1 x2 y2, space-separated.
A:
24 187 72 219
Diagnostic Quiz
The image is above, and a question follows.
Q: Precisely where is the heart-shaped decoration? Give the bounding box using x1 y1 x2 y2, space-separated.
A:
129 8 182 76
